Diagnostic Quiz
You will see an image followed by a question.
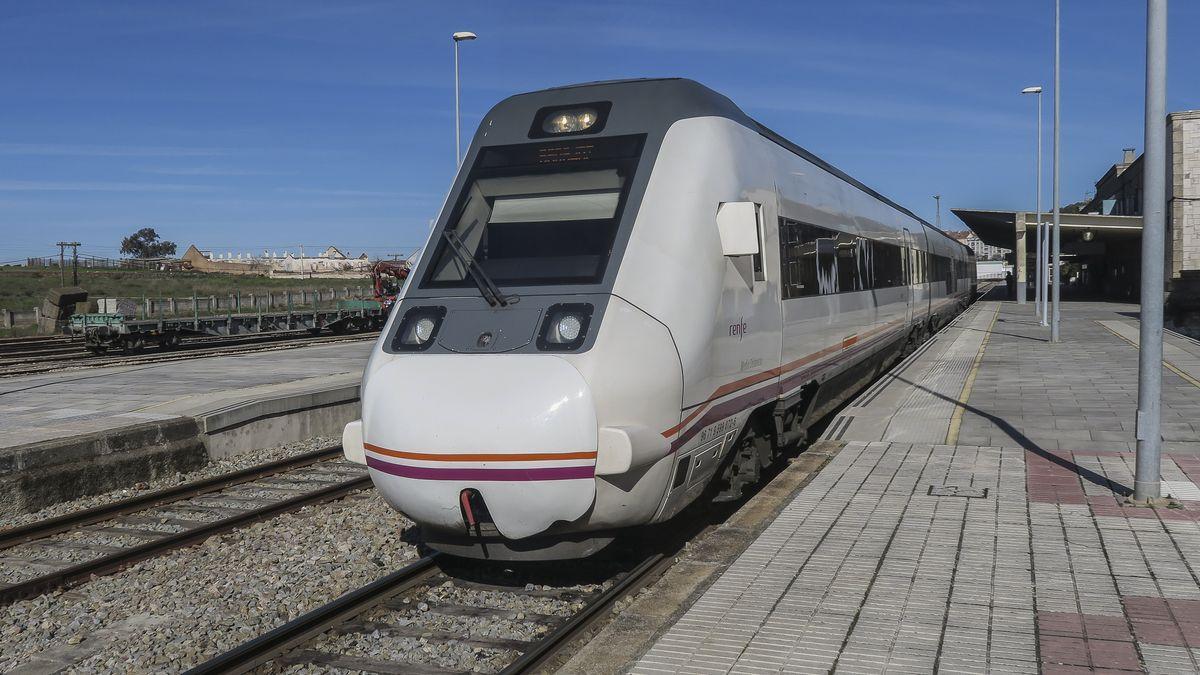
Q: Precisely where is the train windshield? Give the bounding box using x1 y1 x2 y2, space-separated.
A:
423 135 643 288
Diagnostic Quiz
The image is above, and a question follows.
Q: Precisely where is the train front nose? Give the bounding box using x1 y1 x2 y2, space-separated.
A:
360 355 597 540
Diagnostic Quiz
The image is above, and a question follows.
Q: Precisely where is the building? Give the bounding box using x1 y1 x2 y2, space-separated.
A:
949 230 1009 261
953 109 1200 332
180 244 372 277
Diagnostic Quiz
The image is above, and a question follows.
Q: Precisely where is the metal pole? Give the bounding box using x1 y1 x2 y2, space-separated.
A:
1042 217 1050 325
1134 0 1167 502
454 40 461 166
58 243 65 287
934 195 941 230
1036 92 1045 324
1051 0 1063 342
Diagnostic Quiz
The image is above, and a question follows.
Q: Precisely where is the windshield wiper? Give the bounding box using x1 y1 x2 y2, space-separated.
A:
441 229 514 307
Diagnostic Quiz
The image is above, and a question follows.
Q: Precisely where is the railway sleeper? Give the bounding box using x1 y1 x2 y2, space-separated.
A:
335 620 533 652
115 514 212 529
400 600 564 626
0 555 66 572
83 525 170 540
15 540 126 556
439 578 587 601
276 650 461 675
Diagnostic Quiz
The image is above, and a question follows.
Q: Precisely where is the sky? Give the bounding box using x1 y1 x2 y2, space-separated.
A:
2 0 1198 262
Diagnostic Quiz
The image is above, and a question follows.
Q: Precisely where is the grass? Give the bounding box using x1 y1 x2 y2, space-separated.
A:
0 265 371 313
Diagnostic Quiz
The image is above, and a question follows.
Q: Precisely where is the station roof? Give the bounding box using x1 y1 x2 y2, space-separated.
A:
951 209 1143 248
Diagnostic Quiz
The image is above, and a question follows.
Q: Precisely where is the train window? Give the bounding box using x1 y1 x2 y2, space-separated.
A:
871 241 904 288
779 219 957 298
779 219 816 298
752 204 766 282
423 135 644 288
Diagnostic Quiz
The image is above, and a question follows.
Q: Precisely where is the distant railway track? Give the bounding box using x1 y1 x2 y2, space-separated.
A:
0 329 380 377
0 445 370 604
185 552 669 675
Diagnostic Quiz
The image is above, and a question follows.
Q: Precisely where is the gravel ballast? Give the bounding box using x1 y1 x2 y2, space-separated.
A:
0 491 418 672
0 434 422 673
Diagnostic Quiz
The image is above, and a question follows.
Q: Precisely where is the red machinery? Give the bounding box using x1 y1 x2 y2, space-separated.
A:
372 261 410 311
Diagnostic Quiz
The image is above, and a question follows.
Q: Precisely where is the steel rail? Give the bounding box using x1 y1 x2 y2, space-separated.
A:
186 551 669 675
0 332 378 377
0 472 370 605
0 445 346 550
182 555 441 675
498 552 669 674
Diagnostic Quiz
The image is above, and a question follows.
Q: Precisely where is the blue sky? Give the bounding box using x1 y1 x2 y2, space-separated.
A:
2 1 1198 262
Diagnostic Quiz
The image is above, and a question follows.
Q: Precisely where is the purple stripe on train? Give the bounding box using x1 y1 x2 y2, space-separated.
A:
365 456 595 481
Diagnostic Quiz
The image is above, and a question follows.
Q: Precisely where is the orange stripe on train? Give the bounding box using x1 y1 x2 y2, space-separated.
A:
364 443 597 463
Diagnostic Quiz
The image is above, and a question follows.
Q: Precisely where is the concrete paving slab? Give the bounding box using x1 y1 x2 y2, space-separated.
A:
634 299 1200 674
0 339 373 513
0 340 371 452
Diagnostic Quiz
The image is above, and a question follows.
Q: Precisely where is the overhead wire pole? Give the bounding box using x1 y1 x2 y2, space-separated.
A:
55 241 80 287
1134 0 1167 502
1051 0 1063 342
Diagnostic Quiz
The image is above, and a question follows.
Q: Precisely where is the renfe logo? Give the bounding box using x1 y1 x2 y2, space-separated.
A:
729 317 748 341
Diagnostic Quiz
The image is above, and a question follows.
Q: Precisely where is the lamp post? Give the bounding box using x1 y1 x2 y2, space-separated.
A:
1051 0 1062 341
452 31 477 167
933 195 941 230
1022 86 1045 322
1133 0 1167 502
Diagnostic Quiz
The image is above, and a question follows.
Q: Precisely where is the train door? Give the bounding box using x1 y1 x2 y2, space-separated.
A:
902 228 915 330
708 189 784 405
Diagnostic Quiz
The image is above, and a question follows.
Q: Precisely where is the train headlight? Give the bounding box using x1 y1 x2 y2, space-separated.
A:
543 108 598 134
392 306 446 352
555 314 582 342
529 102 611 138
538 303 593 351
414 317 436 343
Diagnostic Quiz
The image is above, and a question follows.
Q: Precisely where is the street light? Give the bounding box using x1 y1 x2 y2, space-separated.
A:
1022 85 1045 321
452 31 477 167
933 195 941 230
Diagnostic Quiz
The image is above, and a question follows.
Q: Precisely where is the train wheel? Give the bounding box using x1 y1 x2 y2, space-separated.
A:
162 332 181 350
124 336 145 354
713 430 773 503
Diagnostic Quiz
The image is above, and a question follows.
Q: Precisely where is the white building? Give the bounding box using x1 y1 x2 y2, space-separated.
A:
954 231 1009 261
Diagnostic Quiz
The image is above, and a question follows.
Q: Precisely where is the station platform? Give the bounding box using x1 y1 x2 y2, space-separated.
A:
0 340 372 514
634 299 1200 674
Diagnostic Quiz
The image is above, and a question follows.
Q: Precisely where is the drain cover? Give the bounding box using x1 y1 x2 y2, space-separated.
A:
927 485 989 498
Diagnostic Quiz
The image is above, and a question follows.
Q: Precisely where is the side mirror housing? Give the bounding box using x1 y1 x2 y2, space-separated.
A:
717 202 760 256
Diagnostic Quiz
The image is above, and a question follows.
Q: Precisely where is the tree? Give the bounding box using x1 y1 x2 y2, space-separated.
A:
1061 198 1092 214
120 228 178 258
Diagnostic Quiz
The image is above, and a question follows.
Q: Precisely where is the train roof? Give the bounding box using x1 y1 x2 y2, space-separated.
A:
487 78 967 250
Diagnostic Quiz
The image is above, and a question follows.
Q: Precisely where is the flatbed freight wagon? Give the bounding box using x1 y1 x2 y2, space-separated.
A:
69 300 386 354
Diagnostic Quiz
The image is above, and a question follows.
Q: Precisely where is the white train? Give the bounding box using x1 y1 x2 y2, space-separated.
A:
343 79 974 559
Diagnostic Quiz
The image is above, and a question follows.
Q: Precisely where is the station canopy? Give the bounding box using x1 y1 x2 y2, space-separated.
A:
952 209 1142 248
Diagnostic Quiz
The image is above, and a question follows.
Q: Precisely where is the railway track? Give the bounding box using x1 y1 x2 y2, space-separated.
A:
0 446 370 604
0 335 77 358
186 552 670 675
0 329 380 377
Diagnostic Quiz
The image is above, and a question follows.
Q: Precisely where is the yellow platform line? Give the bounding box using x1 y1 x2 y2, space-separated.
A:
1098 322 1200 390
947 305 999 445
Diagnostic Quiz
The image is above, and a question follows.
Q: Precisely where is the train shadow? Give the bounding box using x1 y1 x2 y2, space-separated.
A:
893 374 1132 497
